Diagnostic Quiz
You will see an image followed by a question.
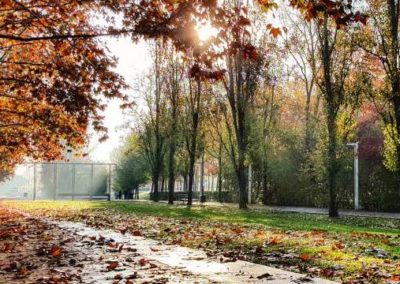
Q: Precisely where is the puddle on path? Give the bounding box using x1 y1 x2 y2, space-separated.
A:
55 221 337 284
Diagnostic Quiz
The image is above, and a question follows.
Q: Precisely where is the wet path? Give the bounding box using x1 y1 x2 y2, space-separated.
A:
56 221 337 284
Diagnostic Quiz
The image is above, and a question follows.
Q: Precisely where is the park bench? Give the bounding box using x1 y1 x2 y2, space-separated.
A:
175 192 199 205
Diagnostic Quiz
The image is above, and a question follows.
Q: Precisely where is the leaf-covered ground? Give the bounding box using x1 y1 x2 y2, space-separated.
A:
2 200 400 283
0 205 219 283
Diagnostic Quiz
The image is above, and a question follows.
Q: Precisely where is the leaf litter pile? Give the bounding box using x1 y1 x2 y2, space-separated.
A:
2 201 400 283
0 206 213 284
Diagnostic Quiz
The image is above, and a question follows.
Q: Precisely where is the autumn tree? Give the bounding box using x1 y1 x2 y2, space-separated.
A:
164 46 185 204
355 0 400 188
184 70 204 205
0 0 230 176
281 9 321 152
217 1 268 209
113 134 149 199
314 12 362 217
207 92 227 203
0 0 129 175
138 41 168 202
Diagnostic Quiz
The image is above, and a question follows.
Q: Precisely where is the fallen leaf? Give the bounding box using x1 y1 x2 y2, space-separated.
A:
257 272 273 279
119 227 128 235
2 243 14 252
138 258 148 266
389 275 400 281
132 230 142 236
18 266 29 276
50 245 62 257
107 261 119 271
299 253 311 261
333 242 345 250
268 236 282 245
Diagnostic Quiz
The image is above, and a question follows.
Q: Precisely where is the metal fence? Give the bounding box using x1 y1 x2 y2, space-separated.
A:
0 162 115 200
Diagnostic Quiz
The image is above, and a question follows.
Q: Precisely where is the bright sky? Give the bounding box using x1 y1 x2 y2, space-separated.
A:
88 37 151 162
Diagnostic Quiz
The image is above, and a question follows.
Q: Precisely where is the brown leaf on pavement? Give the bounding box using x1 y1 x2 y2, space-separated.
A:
50 245 62 257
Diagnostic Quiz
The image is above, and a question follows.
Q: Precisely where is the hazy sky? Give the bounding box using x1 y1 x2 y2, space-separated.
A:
88 37 151 162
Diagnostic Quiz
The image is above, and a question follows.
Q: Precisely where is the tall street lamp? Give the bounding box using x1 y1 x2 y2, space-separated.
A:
347 142 360 210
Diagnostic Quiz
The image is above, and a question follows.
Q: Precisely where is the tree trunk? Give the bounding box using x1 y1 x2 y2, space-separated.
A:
200 153 205 200
261 141 269 205
187 112 198 206
187 78 201 206
304 92 314 152
188 152 196 206
167 152 175 204
237 139 247 209
152 171 159 202
160 176 165 193
168 124 176 204
262 167 268 205
393 96 400 189
327 105 339 217
320 12 338 218
237 104 248 209
388 2 400 190
217 141 223 202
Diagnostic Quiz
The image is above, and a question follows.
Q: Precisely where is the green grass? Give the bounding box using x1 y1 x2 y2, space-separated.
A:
4 200 400 235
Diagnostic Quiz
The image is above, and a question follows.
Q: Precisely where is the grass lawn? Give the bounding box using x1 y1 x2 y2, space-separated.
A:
2 200 400 283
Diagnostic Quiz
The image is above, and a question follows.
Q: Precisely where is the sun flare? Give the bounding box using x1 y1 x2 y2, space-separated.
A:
196 22 218 42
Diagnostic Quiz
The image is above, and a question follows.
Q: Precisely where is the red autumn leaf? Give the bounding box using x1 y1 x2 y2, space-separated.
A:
107 261 119 270
138 258 148 266
299 253 311 261
321 268 335 277
333 242 345 250
269 27 281 38
50 245 62 257
2 243 14 252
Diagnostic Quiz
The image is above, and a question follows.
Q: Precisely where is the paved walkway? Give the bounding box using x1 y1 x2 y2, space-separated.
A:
134 199 400 219
258 205 400 219
58 220 337 283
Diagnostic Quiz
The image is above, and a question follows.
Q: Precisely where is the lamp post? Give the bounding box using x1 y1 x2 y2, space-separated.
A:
347 142 360 210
